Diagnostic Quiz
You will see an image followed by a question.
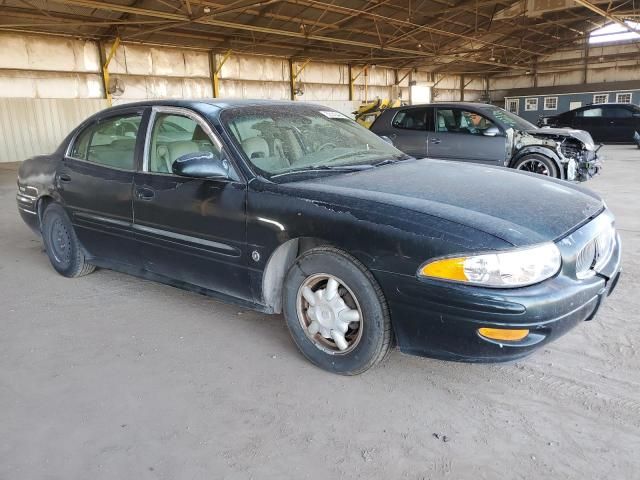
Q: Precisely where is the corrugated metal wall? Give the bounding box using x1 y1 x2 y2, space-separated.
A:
0 98 108 163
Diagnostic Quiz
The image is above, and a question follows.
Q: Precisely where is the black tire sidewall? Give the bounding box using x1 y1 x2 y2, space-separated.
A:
514 154 559 178
283 249 389 375
41 204 83 277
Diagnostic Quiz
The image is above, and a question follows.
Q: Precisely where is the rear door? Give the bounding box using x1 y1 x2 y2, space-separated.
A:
573 106 607 141
58 107 146 266
132 106 251 301
378 107 431 158
428 107 506 165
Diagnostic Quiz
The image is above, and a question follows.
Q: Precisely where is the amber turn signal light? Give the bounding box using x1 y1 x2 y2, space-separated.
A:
478 328 529 341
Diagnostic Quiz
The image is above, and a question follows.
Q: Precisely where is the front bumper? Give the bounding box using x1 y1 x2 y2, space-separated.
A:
375 219 622 362
568 149 602 182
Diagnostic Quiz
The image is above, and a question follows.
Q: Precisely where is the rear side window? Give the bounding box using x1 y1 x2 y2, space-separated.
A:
577 108 602 118
392 108 429 130
70 114 142 170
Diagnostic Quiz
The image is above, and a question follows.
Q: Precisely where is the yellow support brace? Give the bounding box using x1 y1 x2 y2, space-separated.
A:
102 37 121 106
349 64 368 102
211 49 232 98
289 58 311 100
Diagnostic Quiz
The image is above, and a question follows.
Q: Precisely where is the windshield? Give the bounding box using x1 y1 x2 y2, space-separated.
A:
221 105 408 180
481 106 536 131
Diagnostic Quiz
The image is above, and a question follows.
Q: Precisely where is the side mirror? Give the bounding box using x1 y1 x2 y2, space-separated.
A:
483 126 501 137
172 151 229 179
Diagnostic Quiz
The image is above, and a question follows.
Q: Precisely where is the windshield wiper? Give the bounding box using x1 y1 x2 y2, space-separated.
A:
371 155 413 167
271 164 372 179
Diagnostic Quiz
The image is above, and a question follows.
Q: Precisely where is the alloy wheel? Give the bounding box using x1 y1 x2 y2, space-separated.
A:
517 159 551 176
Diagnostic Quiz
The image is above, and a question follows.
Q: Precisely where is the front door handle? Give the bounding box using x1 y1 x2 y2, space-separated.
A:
58 174 72 183
135 187 155 201
430 138 441 144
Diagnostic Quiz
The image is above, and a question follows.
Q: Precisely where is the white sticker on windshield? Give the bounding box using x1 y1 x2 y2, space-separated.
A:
319 110 349 119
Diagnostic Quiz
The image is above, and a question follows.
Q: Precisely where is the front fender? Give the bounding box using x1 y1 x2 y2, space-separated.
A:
246 181 510 308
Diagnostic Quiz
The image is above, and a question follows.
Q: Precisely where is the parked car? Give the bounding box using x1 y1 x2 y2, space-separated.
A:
17 100 621 375
370 102 601 182
538 103 640 143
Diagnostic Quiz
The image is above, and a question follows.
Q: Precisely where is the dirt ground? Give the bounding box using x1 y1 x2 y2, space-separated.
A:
1 145 639 480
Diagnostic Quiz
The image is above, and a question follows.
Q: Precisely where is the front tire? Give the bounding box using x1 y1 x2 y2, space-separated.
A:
41 203 95 278
282 247 392 375
513 154 559 178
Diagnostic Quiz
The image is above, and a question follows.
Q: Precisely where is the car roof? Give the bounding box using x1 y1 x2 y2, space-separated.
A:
581 103 636 107
383 102 495 112
102 98 317 114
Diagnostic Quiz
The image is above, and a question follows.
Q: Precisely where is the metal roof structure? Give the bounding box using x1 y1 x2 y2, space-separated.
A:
1 0 638 74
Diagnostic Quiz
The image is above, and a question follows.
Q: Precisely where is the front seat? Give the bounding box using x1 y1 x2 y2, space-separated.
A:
156 141 200 173
241 136 269 160
437 114 448 132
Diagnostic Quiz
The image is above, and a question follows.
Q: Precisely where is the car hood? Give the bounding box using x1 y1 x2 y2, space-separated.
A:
284 159 604 246
526 127 595 149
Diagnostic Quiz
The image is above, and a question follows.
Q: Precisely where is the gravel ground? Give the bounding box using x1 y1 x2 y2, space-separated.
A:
1 145 639 479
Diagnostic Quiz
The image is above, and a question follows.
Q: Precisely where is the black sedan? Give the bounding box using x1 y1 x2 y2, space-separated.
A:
539 103 640 143
16 100 621 374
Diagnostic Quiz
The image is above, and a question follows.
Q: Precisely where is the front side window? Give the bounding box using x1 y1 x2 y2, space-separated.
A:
392 108 428 130
436 109 498 135
147 113 223 174
221 105 406 179
70 114 141 170
593 94 609 104
604 107 633 118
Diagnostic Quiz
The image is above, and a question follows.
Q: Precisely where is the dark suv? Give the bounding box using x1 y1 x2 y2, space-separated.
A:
370 102 601 182
538 103 640 143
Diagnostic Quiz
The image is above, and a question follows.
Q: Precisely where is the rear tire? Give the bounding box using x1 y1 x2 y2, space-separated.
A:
282 247 392 375
41 203 95 278
513 154 559 178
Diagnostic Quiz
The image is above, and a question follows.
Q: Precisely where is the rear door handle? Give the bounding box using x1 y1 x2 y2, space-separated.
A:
135 187 155 200
430 138 441 144
58 174 72 182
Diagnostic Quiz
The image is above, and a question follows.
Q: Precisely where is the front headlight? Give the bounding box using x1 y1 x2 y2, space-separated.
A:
418 242 561 288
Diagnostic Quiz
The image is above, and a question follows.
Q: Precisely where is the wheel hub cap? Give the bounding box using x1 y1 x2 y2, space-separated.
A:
297 274 363 354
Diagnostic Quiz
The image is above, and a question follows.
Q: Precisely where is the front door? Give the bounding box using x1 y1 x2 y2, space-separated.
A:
133 107 250 301
602 105 636 142
58 108 145 266
428 107 507 165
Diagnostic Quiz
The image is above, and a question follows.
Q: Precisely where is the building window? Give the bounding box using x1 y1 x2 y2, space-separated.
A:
505 98 519 114
593 94 609 104
589 21 640 45
616 92 632 104
544 97 558 110
525 98 538 111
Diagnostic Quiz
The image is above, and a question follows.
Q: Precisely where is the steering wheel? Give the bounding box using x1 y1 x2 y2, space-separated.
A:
318 142 337 151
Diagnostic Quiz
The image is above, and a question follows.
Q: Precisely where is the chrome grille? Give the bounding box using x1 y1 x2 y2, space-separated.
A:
576 223 615 278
